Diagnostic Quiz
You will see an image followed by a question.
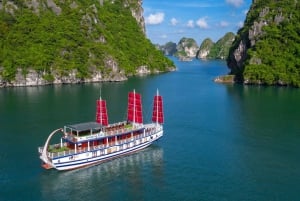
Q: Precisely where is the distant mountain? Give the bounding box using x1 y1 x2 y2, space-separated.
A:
158 42 177 56
175 37 198 60
0 0 175 87
196 38 214 59
157 33 235 61
208 32 235 59
197 32 235 60
227 0 300 87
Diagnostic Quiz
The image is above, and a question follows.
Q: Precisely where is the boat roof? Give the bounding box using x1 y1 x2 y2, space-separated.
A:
65 122 102 132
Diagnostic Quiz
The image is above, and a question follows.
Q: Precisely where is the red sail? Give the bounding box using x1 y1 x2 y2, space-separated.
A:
96 99 108 126
152 95 164 124
127 91 143 123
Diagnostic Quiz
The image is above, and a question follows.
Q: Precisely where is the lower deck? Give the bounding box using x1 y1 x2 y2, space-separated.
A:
39 124 162 160
39 128 163 170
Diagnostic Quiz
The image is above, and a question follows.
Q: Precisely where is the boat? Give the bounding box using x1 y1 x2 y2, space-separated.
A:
38 89 164 171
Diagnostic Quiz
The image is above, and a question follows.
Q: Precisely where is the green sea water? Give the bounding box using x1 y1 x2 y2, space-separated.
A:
0 58 300 201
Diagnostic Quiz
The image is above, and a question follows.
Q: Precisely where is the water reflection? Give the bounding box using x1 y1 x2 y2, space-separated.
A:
223 85 300 199
225 85 300 133
40 146 164 201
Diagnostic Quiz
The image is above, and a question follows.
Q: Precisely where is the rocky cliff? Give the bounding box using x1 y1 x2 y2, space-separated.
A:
196 32 235 60
175 37 199 60
227 0 300 87
0 0 175 87
156 33 235 61
158 42 177 56
208 32 235 59
196 38 214 59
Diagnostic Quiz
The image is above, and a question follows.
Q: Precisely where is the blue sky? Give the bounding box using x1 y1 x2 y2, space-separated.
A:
143 0 252 45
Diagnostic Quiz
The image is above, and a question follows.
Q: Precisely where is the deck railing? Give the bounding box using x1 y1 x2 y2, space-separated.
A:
66 124 145 143
38 125 162 159
39 137 145 159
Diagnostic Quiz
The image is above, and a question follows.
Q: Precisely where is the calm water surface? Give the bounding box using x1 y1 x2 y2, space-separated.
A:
0 58 300 201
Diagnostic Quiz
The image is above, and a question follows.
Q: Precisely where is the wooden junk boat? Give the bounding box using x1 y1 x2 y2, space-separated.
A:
38 90 164 171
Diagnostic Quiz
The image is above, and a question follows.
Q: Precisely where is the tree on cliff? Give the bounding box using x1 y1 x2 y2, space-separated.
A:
227 0 300 87
0 0 174 86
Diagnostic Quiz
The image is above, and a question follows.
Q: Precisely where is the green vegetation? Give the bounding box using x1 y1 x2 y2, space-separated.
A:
228 0 300 87
124 124 133 129
208 32 235 59
163 42 177 55
174 37 198 58
197 33 234 60
215 75 235 83
199 38 214 51
48 145 69 153
0 0 174 82
174 50 187 57
181 38 197 48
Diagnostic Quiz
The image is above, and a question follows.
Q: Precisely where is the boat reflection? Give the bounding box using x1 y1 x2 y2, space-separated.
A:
40 146 164 200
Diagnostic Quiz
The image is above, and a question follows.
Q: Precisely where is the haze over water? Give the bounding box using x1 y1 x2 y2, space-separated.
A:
0 57 299 201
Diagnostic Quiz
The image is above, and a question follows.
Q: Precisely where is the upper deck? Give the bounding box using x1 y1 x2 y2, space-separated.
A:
63 121 145 143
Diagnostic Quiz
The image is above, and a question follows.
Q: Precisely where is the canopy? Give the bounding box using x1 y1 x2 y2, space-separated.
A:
65 122 102 132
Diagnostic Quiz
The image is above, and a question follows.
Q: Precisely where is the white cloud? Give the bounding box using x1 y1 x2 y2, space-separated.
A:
160 34 168 39
170 18 179 26
220 21 229 27
226 0 244 8
186 20 194 28
196 18 208 29
145 12 165 25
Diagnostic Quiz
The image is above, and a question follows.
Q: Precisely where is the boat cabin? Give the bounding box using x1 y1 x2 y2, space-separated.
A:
64 122 103 137
61 121 145 152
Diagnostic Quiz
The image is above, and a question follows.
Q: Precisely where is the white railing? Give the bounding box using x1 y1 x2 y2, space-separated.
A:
41 137 153 159
69 124 142 142
39 126 162 159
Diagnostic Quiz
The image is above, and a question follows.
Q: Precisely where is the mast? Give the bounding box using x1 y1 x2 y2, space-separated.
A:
100 90 102 125
127 89 143 124
133 89 135 125
96 89 108 126
156 89 159 125
152 89 164 124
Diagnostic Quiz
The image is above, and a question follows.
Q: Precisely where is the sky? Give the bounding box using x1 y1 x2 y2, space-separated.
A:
143 0 252 45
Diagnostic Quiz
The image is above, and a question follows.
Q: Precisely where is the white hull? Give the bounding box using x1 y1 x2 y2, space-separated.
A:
38 89 164 171
40 129 163 171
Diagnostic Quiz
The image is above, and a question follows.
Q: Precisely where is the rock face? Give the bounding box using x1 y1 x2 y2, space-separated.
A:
156 33 235 61
0 0 174 87
196 38 214 59
210 32 235 59
227 7 265 76
175 37 199 60
10 69 48 87
2 68 127 88
227 0 300 86
197 32 235 60
128 0 145 34
159 42 177 56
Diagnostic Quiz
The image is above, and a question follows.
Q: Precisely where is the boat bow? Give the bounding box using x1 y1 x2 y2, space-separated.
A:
40 128 63 169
